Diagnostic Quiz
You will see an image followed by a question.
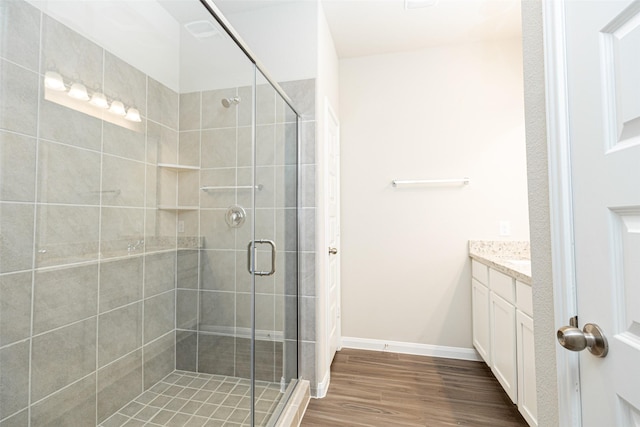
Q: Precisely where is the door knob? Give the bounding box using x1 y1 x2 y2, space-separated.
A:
557 322 608 357
329 247 338 255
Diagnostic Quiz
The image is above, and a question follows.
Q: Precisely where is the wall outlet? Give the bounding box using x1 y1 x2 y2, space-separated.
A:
178 220 185 233
499 220 511 236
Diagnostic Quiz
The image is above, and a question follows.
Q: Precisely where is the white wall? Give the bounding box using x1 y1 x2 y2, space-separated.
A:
339 39 529 350
316 3 340 115
213 1 318 85
521 0 560 425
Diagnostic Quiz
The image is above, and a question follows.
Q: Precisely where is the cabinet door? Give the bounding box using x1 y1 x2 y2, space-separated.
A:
472 259 489 285
472 279 491 364
490 292 517 403
517 310 537 426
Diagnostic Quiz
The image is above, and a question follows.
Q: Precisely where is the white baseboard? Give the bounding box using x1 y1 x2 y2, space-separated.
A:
340 337 482 362
313 370 331 398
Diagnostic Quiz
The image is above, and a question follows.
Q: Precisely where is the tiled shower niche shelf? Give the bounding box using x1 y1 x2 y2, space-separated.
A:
156 164 199 211
157 163 200 172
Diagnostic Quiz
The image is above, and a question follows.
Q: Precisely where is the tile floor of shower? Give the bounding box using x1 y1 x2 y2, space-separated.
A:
99 371 282 427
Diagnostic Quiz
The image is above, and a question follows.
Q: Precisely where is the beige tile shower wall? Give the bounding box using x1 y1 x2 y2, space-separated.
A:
279 79 317 395
175 79 307 385
339 39 530 350
0 2 178 424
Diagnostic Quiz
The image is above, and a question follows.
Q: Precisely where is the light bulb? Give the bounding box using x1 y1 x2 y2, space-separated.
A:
89 92 109 109
68 83 89 101
124 108 142 122
108 100 126 117
44 71 66 91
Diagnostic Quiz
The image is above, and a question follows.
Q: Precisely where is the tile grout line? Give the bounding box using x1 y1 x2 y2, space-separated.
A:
35 135 152 166
26 9 45 427
142 72 150 403
28 370 95 409
23 290 176 344
95 45 108 426
195 89 204 376
174 82 180 381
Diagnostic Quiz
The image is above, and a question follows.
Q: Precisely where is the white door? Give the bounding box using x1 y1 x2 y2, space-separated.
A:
325 100 341 365
562 1 640 424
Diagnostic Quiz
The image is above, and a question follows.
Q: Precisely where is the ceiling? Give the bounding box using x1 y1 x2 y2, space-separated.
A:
322 0 522 58
214 0 522 59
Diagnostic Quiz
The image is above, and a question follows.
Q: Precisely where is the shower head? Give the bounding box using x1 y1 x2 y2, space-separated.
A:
221 96 241 108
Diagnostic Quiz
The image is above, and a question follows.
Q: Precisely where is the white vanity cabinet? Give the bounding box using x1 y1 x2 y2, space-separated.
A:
490 290 517 403
471 261 491 364
471 259 537 426
489 269 517 403
516 281 537 427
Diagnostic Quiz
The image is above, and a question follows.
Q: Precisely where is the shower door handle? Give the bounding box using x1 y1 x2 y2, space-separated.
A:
247 239 276 276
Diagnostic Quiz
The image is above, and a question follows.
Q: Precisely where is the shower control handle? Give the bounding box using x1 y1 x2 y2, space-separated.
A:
247 240 276 276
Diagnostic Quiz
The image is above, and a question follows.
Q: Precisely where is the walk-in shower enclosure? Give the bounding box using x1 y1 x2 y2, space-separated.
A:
0 0 301 425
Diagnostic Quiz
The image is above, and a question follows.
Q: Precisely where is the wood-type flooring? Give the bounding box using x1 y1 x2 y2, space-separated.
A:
301 348 529 427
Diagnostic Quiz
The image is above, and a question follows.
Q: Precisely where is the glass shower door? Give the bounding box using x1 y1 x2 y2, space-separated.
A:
248 71 299 426
159 1 260 424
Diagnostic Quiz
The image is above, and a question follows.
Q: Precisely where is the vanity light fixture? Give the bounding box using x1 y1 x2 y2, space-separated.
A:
68 82 90 101
124 108 142 122
108 100 127 117
44 71 66 91
44 70 143 125
89 92 109 109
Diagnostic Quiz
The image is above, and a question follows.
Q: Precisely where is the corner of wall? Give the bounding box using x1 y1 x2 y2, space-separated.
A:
521 0 560 425
313 370 330 399
316 2 340 116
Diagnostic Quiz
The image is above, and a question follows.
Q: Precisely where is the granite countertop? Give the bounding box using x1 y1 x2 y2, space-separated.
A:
469 240 532 285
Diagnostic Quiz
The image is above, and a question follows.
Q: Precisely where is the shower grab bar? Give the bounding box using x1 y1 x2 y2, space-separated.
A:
247 239 276 276
201 185 263 191
392 177 470 187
